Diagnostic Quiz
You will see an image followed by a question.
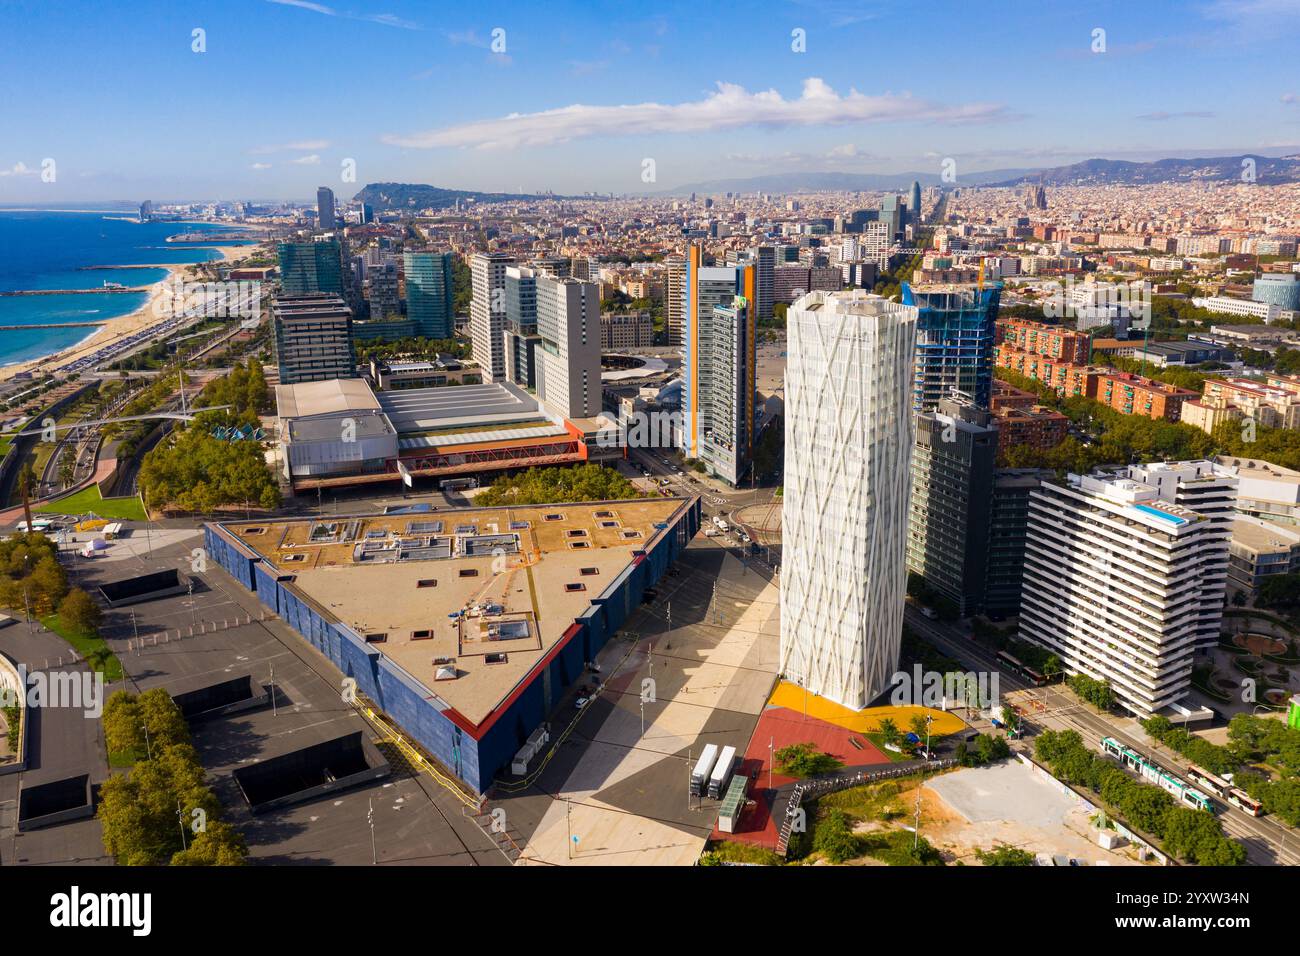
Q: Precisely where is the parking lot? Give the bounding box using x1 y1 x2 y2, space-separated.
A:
14 529 508 866
492 538 781 865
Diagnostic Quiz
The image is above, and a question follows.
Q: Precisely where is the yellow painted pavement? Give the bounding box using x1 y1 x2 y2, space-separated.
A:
767 681 967 736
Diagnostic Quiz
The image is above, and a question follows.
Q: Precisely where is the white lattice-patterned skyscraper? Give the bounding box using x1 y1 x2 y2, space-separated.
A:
780 291 919 710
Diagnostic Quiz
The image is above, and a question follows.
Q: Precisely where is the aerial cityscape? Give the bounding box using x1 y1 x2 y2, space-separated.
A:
3 0 1297 930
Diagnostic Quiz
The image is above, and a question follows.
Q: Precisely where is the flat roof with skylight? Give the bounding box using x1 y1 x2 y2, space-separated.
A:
221 498 690 726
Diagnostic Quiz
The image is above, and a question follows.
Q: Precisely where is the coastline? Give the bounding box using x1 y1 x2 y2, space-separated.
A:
0 242 254 384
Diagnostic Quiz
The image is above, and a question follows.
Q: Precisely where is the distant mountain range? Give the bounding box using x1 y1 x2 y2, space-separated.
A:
987 154 1300 187
353 182 582 211
663 169 1036 195
354 154 1300 209
665 153 1300 195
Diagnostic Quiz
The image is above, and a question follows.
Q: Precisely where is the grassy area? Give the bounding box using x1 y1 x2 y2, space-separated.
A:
700 841 785 866
35 485 146 521
863 732 918 762
40 612 123 681
108 746 146 768
819 778 916 821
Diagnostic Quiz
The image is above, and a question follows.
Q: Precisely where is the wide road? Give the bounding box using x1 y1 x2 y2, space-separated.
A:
903 606 1300 866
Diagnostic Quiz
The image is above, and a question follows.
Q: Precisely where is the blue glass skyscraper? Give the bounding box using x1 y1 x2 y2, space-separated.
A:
403 250 455 339
903 281 1001 412
277 239 343 296
1253 274 1300 312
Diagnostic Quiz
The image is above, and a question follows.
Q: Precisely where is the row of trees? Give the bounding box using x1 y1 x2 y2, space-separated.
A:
1142 715 1238 776
194 358 270 420
1035 729 1245 865
99 689 246 866
812 807 944 865
354 335 471 364
1132 713 1300 826
0 532 67 616
955 734 1012 767
474 463 644 507
1067 673 1115 711
1224 715 1300 825
997 358 1300 474
138 408 281 514
1239 346 1300 375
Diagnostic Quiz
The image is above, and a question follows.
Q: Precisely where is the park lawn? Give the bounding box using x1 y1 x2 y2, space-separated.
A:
40 612 123 682
35 485 146 521
108 746 146 768
703 840 785 866
863 732 918 762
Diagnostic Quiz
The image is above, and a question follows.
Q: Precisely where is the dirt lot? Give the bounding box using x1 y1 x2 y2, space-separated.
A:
920 761 1150 866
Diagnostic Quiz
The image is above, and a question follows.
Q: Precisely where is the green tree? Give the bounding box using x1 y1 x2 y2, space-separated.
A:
975 845 1036 866
103 690 144 758
171 820 247 866
474 463 643 506
909 713 931 740
813 809 859 863
58 587 103 636
773 742 843 777
137 688 191 750
878 718 900 746
26 556 68 615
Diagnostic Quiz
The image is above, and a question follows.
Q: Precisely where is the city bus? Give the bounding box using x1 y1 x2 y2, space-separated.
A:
1228 788 1264 817
996 651 1049 687
439 477 477 492
1021 665 1048 687
1186 763 1233 799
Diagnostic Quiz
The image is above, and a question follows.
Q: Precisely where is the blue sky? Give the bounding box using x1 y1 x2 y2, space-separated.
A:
2 0 1299 202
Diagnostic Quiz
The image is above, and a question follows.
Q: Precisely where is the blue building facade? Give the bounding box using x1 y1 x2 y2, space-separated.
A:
403 251 455 339
277 239 343 296
1252 274 1300 312
903 282 1001 413
203 498 701 794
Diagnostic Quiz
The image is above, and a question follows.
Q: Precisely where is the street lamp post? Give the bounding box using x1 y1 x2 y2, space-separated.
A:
915 714 933 851
368 798 377 865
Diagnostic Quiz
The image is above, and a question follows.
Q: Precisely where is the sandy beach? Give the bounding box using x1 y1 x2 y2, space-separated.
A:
0 240 264 384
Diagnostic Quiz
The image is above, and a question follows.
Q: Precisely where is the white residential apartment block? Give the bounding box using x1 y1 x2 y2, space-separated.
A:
780 290 919 710
1019 461 1237 717
1191 296 1284 324
469 252 515 382
536 275 601 419
1216 455 1300 525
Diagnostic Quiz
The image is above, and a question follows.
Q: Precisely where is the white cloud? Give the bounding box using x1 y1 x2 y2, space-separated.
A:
1136 110 1217 120
250 140 331 154
265 0 419 30
267 0 335 14
569 59 609 76
383 78 1010 150
250 162 273 170
1205 0 1300 23
445 29 487 47
0 161 37 177
1283 93 1299 104
725 144 879 166
289 154 322 165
